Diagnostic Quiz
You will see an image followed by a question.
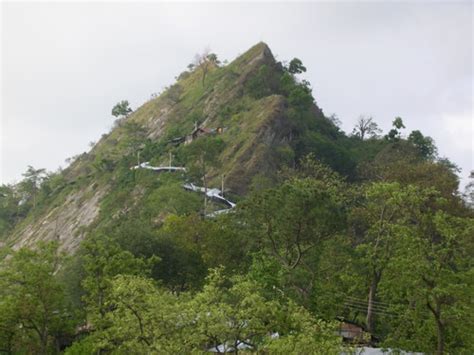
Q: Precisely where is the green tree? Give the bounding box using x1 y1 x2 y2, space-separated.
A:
0 295 18 354
0 184 22 237
152 214 209 291
239 171 347 306
288 58 307 74
262 302 342 353
348 182 417 334
381 198 474 354
19 165 46 209
75 275 182 354
278 69 312 110
385 116 405 142
408 130 437 160
111 100 133 118
361 144 461 203
68 269 343 354
186 268 342 354
0 242 73 354
393 116 405 130
144 182 202 217
246 64 281 99
243 176 344 270
156 212 251 290
80 235 156 334
207 53 220 65
122 122 147 150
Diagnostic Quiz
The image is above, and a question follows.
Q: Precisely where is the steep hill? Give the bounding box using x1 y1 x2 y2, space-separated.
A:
3 42 350 253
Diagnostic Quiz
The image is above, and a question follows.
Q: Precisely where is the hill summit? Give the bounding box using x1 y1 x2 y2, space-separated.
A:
1 42 471 355
5 42 350 252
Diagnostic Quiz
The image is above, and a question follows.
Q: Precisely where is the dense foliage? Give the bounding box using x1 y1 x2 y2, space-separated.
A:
1 44 472 354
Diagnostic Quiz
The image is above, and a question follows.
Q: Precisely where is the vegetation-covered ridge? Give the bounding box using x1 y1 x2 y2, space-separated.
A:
0 42 473 354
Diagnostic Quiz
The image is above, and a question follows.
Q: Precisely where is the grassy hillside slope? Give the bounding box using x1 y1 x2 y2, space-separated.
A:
4 42 353 253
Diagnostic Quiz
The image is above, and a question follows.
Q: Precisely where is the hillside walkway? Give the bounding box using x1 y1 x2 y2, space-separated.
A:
183 183 235 208
131 162 186 172
132 162 236 217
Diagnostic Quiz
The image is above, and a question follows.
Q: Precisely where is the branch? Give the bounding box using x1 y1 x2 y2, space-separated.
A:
123 302 151 346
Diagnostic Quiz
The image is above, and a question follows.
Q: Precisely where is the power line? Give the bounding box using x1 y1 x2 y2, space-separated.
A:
344 298 392 312
343 304 397 318
335 292 394 306
346 296 393 307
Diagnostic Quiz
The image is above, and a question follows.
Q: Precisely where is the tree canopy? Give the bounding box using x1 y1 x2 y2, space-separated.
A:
111 100 133 118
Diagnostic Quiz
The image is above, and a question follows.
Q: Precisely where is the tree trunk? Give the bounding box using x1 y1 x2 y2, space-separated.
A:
366 270 381 334
202 65 208 87
427 299 445 355
39 330 48 355
436 318 445 355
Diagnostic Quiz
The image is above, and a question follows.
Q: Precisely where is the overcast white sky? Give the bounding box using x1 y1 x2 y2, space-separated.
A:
1 1 473 189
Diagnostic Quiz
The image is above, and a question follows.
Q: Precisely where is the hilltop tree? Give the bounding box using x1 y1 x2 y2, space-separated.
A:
111 100 133 119
386 116 406 142
193 50 220 86
288 58 307 74
407 130 437 160
327 114 342 128
393 117 405 130
19 165 46 209
207 53 219 64
351 115 382 140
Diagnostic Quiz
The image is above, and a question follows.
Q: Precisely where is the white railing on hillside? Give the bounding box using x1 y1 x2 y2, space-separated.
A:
132 163 236 218
183 183 236 208
131 162 186 172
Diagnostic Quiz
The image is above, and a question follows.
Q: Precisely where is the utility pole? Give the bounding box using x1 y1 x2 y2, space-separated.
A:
202 155 207 217
221 174 225 198
169 152 172 167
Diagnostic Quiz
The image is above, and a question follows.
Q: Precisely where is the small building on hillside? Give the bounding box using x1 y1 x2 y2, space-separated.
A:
184 125 227 145
185 127 212 144
337 321 365 342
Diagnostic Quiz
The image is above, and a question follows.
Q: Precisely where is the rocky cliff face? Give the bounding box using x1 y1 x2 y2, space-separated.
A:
5 42 334 253
222 94 293 194
10 185 107 252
